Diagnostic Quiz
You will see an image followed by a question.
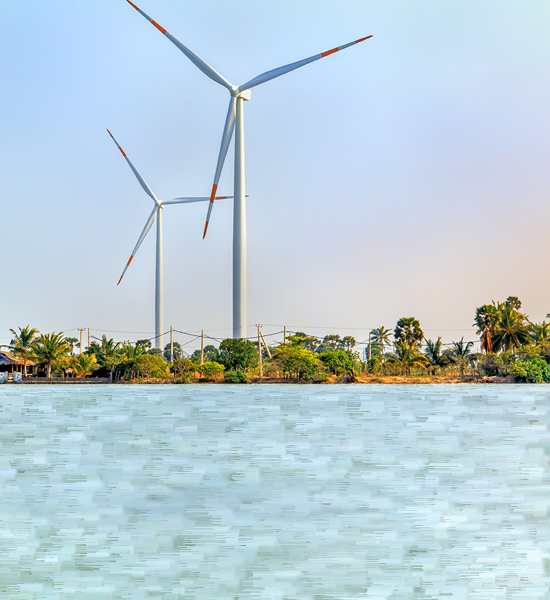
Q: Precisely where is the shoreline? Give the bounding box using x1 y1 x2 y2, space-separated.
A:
1 375 525 385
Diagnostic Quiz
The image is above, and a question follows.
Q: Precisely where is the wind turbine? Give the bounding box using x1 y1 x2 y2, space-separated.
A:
106 129 231 348
125 1 373 339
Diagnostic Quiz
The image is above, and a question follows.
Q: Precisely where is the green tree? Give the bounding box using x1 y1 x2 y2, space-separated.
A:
529 321 550 345
450 338 474 375
32 333 71 378
163 342 183 362
319 349 357 377
274 345 325 381
370 325 392 354
388 341 428 375
136 339 152 352
218 339 258 371
190 344 220 363
65 337 79 355
70 354 99 379
341 336 356 351
394 317 424 350
424 337 447 372
474 304 499 353
118 342 147 380
285 332 320 352
492 303 529 352
318 334 341 351
9 325 39 376
87 336 122 381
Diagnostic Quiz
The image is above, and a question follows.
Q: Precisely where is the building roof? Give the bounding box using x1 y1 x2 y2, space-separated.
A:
0 351 36 366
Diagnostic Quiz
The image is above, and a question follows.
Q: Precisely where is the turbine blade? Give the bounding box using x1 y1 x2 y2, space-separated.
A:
164 195 233 205
239 34 373 92
203 97 236 238
117 207 157 286
125 0 233 91
107 129 159 205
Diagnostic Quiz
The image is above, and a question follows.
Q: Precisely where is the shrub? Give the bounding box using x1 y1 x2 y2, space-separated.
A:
171 358 198 383
511 358 550 383
135 354 170 379
478 352 514 377
224 369 248 384
199 361 225 382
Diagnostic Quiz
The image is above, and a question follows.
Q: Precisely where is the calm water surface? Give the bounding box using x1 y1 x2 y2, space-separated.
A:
1 384 550 598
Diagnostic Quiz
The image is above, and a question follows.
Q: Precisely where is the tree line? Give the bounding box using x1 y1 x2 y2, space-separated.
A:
5 296 550 383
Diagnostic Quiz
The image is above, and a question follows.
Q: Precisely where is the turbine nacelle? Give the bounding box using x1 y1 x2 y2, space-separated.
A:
232 89 252 101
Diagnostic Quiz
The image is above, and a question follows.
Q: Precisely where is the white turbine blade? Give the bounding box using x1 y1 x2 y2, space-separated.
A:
106 129 160 206
203 97 236 239
117 207 156 286
239 34 373 92
126 1 233 91
164 195 233 205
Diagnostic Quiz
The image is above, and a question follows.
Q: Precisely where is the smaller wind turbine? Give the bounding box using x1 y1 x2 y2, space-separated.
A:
106 129 232 348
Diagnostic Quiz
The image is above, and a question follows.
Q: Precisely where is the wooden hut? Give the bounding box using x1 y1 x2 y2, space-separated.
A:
0 351 36 378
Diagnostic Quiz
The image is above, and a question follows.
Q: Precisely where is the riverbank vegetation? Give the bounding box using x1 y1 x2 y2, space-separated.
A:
3 296 550 384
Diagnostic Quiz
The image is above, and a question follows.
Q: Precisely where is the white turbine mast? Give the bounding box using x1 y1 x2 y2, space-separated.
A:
126 0 373 339
106 128 231 348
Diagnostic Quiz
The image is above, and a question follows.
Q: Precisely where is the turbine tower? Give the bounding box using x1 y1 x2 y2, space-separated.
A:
126 1 373 339
107 129 231 348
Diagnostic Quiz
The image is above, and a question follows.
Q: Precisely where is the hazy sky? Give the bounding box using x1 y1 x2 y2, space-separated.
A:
2 0 550 349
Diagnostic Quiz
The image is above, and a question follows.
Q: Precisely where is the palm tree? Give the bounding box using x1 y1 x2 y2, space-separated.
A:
424 337 446 373
492 304 529 352
87 336 122 381
70 354 99 379
474 304 499 353
370 325 393 354
32 333 71 378
529 321 550 345
394 317 424 350
9 325 39 377
118 342 147 380
388 342 428 375
451 338 474 376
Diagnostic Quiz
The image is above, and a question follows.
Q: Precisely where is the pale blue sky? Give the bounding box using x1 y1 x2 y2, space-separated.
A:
2 1 550 347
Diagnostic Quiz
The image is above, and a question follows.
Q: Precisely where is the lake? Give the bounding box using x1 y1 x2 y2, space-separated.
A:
1 384 549 598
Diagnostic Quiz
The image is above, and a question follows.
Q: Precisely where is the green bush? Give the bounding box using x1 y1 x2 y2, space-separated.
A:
511 358 550 383
135 353 170 379
478 352 513 377
199 361 225 382
224 369 248 384
171 358 198 382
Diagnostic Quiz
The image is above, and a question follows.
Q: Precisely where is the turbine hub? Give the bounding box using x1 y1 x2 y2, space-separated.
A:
233 89 252 101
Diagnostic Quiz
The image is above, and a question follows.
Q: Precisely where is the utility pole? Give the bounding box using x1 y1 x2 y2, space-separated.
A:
257 324 263 378
368 332 372 362
200 330 205 366
283 325 287 345
259 329 272 359
169 326 174 363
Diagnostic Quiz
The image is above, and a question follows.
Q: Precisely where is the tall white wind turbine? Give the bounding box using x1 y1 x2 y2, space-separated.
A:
106 129 231 348
125 0 373 339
